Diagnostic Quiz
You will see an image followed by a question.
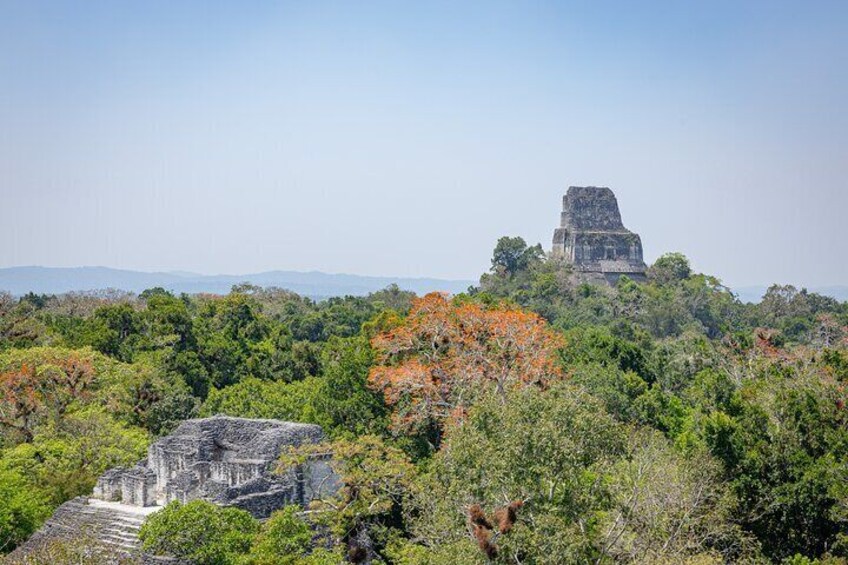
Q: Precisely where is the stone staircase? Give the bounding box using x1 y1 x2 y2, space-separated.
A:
5 497 162 562
76 499 150 552
7 417 334 563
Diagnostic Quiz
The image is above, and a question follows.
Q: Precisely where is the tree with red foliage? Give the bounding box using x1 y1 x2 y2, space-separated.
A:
0 353 94 443
368 293 564 443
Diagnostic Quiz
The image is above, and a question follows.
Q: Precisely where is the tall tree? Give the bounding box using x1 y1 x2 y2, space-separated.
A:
491 237 543 276
0 351 94 443
368 293 564 445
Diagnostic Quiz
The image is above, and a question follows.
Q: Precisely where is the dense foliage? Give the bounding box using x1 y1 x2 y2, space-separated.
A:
1 241 847 563
138 500 258 565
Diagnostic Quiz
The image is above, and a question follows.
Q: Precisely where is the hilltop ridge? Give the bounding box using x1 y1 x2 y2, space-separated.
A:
0 266 474 299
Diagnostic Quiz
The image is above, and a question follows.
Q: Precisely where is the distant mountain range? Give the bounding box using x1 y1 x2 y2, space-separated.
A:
0 267 475 299
0 266 845 304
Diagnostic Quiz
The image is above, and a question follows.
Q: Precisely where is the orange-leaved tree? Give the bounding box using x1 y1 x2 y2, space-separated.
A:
0 352 95 443
368 293 564 443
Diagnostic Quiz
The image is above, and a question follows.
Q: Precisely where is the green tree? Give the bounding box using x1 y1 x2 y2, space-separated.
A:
241 506 312 565
598 431 751 563
279 435 416 562
139 500 258 565
559 326 652 381
82 303 143 362
0 407 149 505
0 293 48 351
201 337 386 439
200 377 319 422
0 468 51 554
712 365 848 561
309 336 387 438
408 384 626 563
648 253 692 285
144 291 196 352
490 237 543 276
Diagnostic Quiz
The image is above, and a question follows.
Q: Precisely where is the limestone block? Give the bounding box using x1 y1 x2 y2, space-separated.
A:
93 468 125 502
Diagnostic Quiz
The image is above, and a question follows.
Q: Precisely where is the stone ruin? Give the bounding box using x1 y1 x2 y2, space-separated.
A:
92 415 336 518
7 416 338 562
552 186 647 284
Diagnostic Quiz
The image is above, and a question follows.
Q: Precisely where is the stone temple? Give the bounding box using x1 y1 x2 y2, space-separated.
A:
92 416 335 516
7 416 338 562
552 186 647 284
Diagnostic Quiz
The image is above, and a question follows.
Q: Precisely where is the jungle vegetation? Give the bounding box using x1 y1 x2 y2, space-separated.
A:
2 238 847 564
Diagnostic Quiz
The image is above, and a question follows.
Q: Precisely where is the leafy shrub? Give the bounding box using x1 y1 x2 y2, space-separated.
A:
241 506 312 565
139 500 258 565
0 469 51 553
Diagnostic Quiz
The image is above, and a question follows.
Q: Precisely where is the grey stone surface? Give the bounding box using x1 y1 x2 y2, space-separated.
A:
552 186 647 284
9 417 338 563
4 497 152 563
121 465 157 507
93 468 125 502
100 415 328 517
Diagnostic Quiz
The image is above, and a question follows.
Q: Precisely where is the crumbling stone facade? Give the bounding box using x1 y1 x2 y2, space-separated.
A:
552 186 647 284
9 416 338 563
92 415 335 518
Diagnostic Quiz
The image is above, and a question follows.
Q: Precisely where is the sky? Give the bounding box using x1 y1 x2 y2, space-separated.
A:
1 1 846 288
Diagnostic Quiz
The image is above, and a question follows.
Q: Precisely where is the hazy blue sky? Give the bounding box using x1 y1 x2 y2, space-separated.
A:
1 1 846 288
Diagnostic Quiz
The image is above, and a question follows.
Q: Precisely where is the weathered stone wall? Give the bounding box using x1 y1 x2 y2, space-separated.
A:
559 186 625 231
121 467 157 507
552 186 647 283
93 468 125 502
90 416 327 517
11 417 340 562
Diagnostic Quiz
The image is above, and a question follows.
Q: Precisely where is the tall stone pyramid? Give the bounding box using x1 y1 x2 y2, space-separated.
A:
552 186 647 284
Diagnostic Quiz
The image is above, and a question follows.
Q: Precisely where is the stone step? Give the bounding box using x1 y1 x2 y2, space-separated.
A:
100 535 138 545
75 512 143 526
74 518 143 534
78 504 147 518
50 498 149 552
100 535 139 549
102 527 141 539
75 510 147 525
79 514 144 529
